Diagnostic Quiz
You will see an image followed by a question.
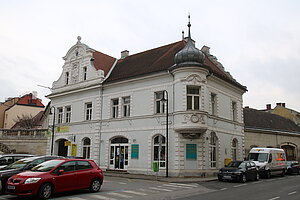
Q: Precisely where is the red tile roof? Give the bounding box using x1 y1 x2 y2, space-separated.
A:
92 51 116 76
17 93 44 107
104 40 246 91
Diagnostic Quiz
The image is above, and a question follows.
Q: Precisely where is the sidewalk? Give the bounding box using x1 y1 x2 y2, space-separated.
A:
103 171 218 183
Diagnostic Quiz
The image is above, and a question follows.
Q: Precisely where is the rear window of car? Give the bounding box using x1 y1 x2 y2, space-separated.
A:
77 161 93 170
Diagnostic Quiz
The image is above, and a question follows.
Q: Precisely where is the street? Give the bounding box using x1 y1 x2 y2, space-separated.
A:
0 175 299 200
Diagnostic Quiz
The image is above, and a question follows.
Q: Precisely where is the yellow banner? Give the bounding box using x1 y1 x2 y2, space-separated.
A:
71 144 77 156
64 141 71 146
56 126 69 133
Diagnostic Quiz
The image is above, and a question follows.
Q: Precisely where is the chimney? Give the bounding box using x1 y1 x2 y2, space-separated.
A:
282 103 286 107
276 103 281 107
121 50 129 59
266 104 271 110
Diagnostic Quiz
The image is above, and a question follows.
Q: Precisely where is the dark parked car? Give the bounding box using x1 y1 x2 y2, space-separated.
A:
218 160 259 182
0 155 60 194
0 154 35 169
6 158 103 199
286 161 300 175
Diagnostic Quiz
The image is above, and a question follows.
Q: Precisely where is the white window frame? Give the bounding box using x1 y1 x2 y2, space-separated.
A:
153 135 166 168
187 86 200 110
66 72 70 85
82 137 91 159
65 106 71 123
155 91 165 114
232 139 238 161
122 96 130 117
85 103 92 121
211 93 217 115
111 98 119 118
83 67 87 81
210 132 218 168
232 101 237 121
57 107 63 124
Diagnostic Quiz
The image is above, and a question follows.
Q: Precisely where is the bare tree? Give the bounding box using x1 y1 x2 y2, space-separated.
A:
13 114 36 129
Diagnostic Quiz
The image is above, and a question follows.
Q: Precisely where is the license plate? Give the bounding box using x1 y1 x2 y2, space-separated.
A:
223 175 231 179
7 185 15 190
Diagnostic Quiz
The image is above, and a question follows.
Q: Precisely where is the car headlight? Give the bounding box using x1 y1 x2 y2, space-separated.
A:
24 178 41 184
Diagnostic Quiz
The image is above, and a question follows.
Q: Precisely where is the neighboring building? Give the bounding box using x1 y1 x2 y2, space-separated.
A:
244 107 300 161
0 95 47 154
267 103 300 126
48 20 247 177
2 92 45 129
0 97 19 128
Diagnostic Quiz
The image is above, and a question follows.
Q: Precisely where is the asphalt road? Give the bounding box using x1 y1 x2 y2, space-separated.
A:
1 175 299 200
179 175 300 200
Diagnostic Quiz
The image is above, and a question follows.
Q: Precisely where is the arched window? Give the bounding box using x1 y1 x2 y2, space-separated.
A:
153 135 166 168
232 139 238 161
82 138 91 159
210 132 218 168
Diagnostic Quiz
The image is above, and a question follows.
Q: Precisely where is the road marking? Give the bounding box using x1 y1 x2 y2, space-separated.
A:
107 192 132 198
252 181 263 184
220 188 227 191
149 187 173 192
89 195 118 200
288 191 297 195
123 190 148 196
118 182 127 184
233 184 248 188
269 197 280 200
161 184 192 189
169 183 198 187
68 198 86 200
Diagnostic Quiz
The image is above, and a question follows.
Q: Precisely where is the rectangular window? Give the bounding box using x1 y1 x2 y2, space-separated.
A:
155 91 165 114
232 101 237 121
66 72 69 85
211 93 216 115
112 99 119 118
65 106 71 123
57 107 63 124
85 103 92 121
83 67 87 81
122 96 130 117
187 86 200 110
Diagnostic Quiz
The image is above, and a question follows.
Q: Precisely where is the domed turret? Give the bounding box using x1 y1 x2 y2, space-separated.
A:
174 16 205 67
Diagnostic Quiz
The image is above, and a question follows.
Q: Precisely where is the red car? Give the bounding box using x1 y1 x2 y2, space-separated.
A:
6 158 103 199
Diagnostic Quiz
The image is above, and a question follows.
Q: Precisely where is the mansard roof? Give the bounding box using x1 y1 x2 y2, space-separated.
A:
244 107 300 133
104 40 246 91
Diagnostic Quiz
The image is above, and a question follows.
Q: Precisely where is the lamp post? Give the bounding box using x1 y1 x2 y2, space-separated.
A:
161 90 169 177
49 106 55 155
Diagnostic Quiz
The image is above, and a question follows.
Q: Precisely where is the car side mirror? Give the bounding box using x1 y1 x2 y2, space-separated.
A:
58 169 64 175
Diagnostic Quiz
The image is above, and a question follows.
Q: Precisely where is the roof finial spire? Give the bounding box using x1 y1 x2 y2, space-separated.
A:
188 14 191 39
182 30 184 40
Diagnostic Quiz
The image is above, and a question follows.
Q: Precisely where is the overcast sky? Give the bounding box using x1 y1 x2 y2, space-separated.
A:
1 0 299 111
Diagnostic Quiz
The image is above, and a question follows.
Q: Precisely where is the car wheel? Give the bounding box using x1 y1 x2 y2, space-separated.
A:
255 172 260 181
297 169 300 175
266 170 271 179
218 176 223 182
38 183 53 199
281 169 285 177
89 178 101 192
241 174 247 183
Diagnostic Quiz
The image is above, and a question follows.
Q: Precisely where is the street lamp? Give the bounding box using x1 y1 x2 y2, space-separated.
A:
160 90 169 178
49 106 56 155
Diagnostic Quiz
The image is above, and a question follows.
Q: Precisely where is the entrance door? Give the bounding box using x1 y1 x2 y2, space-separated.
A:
58 139 68 157
109 137 129 170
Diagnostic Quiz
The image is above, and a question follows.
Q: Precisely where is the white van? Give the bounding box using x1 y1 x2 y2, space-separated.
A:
247 148 287 178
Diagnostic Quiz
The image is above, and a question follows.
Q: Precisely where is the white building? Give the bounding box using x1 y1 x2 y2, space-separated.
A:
48 22 247 177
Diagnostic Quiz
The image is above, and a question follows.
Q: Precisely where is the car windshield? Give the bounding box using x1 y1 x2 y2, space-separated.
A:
227 161 243 168
31 160 65 172
248 153 268 162
4 157 39 169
